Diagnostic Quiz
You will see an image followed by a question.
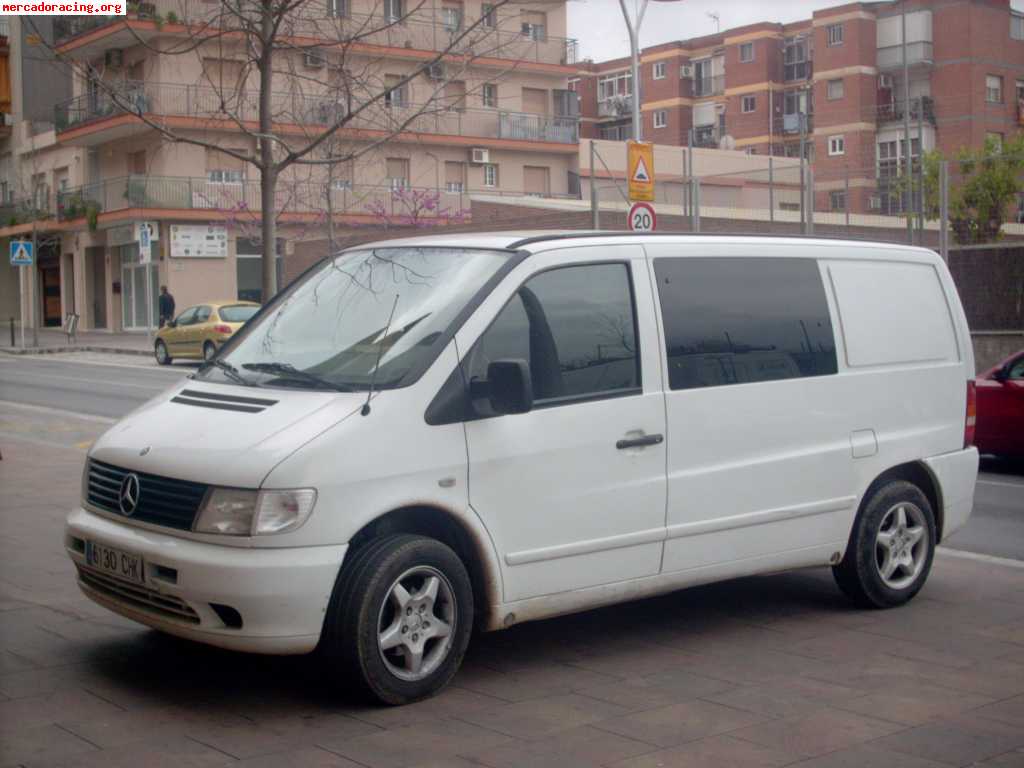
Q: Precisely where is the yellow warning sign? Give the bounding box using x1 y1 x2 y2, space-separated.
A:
627 141 655 202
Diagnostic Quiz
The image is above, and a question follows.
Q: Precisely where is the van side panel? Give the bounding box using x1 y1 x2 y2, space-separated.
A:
827 261 960 368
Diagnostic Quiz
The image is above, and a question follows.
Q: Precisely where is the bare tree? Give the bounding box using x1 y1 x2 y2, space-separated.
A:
36 0 564 298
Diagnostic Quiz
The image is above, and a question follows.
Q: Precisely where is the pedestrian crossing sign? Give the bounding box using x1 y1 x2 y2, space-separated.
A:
627 141 655 202
9 240 33 266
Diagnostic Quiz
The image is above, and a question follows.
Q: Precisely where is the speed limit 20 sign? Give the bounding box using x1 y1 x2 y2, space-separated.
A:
627 201 656 232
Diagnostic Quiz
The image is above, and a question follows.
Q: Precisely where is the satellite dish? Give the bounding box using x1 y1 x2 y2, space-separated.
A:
718 134 736 151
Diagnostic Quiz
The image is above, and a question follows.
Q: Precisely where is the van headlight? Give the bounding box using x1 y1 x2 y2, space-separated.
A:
195 488 317 535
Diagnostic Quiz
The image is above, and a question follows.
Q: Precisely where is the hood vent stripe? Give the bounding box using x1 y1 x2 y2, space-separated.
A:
171 396 266 414
178 388 278 406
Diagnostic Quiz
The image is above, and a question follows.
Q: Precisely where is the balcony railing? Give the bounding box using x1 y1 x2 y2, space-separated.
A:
783 60 812 82
54 175 572 220
878 96 936 126
693 75 725 98
877 41 934 70
53 2 578 67
55 82 578 144
779 112 813 135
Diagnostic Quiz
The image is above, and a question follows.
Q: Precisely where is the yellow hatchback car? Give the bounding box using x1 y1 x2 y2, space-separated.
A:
154 301 261 365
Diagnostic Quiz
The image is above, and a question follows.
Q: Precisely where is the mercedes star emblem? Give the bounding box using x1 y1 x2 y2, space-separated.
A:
119 473 141 517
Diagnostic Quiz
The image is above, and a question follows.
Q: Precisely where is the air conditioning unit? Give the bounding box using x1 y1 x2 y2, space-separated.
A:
427 63 446 80
470 147 490 164
304 50 326 69
104 49 124 68
869 195 882 210
878 74 894 89
679 64 693 78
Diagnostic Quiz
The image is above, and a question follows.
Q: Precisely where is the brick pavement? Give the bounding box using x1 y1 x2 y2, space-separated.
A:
2 427 1024 768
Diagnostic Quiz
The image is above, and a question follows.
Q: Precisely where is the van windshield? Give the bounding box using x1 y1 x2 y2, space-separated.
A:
199 247 509 391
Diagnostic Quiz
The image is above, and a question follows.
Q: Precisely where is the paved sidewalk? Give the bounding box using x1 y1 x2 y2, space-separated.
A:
2 431 1024 768
1 329 152 357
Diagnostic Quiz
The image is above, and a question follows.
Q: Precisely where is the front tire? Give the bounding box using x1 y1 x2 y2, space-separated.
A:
322 534 473 705
833 480 936 609
155 340 172 365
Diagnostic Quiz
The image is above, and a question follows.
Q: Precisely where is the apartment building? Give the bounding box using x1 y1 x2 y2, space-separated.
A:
573 0 1024 214
0 0 578 333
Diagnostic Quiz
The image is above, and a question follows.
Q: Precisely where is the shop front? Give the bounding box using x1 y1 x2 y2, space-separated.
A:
107 223 159 331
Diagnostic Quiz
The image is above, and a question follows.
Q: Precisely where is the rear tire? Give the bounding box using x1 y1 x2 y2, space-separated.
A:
833 480 936 609
203 341 217 362
155 340 172 365
322 534 473 705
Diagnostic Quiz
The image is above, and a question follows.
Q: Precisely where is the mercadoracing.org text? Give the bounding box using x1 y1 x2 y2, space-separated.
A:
1 2 124 13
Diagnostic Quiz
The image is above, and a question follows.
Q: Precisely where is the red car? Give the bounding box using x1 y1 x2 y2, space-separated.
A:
975 349 1024 458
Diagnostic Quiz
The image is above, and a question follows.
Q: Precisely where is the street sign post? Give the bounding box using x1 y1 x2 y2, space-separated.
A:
627 201 657 232
627 141 655 202
10 241 34 350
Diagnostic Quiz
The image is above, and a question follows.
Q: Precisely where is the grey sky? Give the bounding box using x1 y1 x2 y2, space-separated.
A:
568 0 1024 62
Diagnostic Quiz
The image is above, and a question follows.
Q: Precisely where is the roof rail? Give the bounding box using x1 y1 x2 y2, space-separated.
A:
505 231 914 250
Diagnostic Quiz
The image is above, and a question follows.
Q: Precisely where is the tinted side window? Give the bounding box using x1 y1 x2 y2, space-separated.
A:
654 257 837 391
466 263 640 410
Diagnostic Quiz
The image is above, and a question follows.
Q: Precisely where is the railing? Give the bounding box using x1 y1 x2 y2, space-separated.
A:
53 1 578 67
783 60 812 82
692 126 719 148
693 75 725 98
779 112 813 135
878 96 936 126
54 175 572 220
877 41 934 70
55 81 578 144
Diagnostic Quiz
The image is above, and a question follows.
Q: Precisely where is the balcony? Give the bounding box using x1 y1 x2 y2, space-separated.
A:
692 125 720 148
53 1 578 68
54 82 579 146
877 96 936 126
877 41 934 70
598 96 631 118
783 60 812 82
54 175 572 221
693 75 725 98
779 112 813 135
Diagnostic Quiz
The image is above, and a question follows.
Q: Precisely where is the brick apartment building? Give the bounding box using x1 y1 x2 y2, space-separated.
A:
572 0 1024 214
0 0 578 332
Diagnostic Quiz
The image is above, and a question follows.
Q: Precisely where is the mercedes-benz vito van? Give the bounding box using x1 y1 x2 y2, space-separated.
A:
66 233 979 704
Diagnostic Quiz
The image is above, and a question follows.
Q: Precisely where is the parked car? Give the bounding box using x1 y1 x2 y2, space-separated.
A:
154 301 260 364
67 234 979 705
975 349 1024 458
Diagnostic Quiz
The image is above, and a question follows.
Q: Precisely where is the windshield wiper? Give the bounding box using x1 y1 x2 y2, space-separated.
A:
241 362 355 392
202 358 255 387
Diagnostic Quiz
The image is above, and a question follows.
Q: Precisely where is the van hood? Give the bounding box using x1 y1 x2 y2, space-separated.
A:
89 380 368 488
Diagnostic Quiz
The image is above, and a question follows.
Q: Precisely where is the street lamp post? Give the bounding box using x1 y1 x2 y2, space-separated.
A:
616 0 682 142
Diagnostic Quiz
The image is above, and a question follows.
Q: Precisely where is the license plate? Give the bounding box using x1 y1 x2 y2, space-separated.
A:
85 541 145 585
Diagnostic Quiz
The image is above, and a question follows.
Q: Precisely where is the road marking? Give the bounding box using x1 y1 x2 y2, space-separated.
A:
0 400 116 424
937 548 1024 568
75 440 94 450
1 354 192 375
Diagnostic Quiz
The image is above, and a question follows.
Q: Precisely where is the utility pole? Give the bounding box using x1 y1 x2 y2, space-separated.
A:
589 140 599 229
768 87 775 222
799 107 807 232
916 97 925 243
902 0 913 244
31 222 38 348
939 159 949 262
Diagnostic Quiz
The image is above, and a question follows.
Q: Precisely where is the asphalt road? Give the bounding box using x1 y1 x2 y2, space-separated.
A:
1 353 1022 561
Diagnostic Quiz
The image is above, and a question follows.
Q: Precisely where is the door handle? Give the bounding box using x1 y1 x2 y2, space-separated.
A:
616 434 664 450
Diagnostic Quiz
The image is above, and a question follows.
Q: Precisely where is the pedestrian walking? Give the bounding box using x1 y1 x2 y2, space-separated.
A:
158 285 176 327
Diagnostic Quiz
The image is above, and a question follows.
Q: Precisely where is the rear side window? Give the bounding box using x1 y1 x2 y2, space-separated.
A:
466 263 640 409
654 257 837 390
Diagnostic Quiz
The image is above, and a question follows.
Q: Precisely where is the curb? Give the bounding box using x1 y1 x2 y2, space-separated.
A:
0 345 151 357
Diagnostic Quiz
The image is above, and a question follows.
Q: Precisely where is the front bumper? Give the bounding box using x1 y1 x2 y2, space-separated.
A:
65 507 347 654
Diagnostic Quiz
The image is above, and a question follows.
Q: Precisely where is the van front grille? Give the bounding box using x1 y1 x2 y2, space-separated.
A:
77 566 200 624
87 460 207 531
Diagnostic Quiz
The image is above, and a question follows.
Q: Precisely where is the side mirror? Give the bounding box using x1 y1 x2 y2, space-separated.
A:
486 359 533 415
993 365 1010 383
167 319 176 328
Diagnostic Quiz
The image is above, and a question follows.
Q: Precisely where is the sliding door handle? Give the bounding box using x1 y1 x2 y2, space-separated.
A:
616 434 664 450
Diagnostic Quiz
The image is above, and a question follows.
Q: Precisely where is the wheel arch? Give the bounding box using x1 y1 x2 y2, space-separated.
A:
345 504 501 631
861 461 944 539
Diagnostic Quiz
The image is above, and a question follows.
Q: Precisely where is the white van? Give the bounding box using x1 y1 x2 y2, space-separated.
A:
66 233 979 704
